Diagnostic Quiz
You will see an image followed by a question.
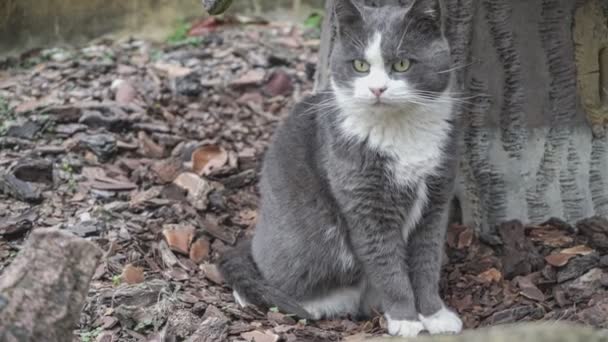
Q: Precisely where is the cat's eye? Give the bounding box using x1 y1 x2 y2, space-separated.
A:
392 59 411 73
352 60 370 73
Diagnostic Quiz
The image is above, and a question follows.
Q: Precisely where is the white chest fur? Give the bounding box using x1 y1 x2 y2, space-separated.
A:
331 31 454 238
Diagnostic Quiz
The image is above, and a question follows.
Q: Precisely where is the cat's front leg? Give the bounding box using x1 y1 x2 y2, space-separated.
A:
346 215 423 337
408 205 462 335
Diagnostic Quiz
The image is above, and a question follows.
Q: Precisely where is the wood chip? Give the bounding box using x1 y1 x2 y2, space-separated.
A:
192 145 229 176
201 263 224 285
189 237 211 263
478 268 502 283
162 224 196 255
120 264 145 285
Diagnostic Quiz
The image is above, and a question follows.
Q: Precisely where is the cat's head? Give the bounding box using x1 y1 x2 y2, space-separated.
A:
330 0 451 111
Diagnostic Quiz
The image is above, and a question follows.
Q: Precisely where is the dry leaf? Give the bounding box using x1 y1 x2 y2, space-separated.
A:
162 224 196 255
561 245 594 256
478 268 502 283
545 253 575 267
515 275 545 302
192 145 229 176
528 227 574 248
121 264 145 284
190 238 211 263
457 227 474 249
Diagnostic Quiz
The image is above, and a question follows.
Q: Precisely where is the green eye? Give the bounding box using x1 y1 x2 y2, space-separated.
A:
393 59 411 72
353 60 370 73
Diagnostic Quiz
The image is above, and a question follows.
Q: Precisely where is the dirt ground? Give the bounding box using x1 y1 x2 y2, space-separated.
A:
1 17 608 342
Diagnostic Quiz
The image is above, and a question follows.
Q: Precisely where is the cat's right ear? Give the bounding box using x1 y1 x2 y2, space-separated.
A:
334 0 364 33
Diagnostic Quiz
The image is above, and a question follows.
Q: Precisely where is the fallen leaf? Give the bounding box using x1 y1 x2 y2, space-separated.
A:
477 268 502 283
545 253 575 267
162 224 196 255
192 145 229 176
528 227 574 248
561 245 594 256
546 245 595 268
121 264 145 284
189 237 211 263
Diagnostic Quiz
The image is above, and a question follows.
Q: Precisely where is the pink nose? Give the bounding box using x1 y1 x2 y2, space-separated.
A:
370 86 387 97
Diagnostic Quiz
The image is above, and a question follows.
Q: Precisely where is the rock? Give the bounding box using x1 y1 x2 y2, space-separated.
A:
563 268 604 302
496 220 544 279
556 253 600 283
68 220 104 237
174 72 203 97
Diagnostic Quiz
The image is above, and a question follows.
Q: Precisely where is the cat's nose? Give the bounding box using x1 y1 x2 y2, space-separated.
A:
369 86 387 97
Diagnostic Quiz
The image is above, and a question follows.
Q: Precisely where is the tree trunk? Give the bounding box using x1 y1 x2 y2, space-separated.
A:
316 0 608 233
0 229 102 342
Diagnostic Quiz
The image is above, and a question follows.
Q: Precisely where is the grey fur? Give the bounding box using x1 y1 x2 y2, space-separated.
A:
219 0 457 323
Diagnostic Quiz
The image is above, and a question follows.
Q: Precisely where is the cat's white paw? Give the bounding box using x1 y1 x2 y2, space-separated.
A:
419 306 463 335
385 314 424 337
233 290 250 307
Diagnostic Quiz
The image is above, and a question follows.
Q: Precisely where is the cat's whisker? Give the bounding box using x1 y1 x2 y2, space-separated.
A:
436 62 476 74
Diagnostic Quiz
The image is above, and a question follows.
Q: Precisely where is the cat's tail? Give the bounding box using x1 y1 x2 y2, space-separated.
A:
217 239 312 319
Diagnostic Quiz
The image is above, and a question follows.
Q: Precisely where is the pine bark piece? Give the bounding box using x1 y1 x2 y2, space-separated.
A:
0 228 102 342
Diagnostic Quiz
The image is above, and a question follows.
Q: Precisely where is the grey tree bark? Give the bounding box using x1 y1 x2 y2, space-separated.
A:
0 229 102 342
316 0 608 233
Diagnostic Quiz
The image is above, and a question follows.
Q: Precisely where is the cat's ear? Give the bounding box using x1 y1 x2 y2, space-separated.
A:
334 0 364 31
408 0 441 22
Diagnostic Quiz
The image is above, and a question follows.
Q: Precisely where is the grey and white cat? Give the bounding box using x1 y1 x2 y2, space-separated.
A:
219 0 462 337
